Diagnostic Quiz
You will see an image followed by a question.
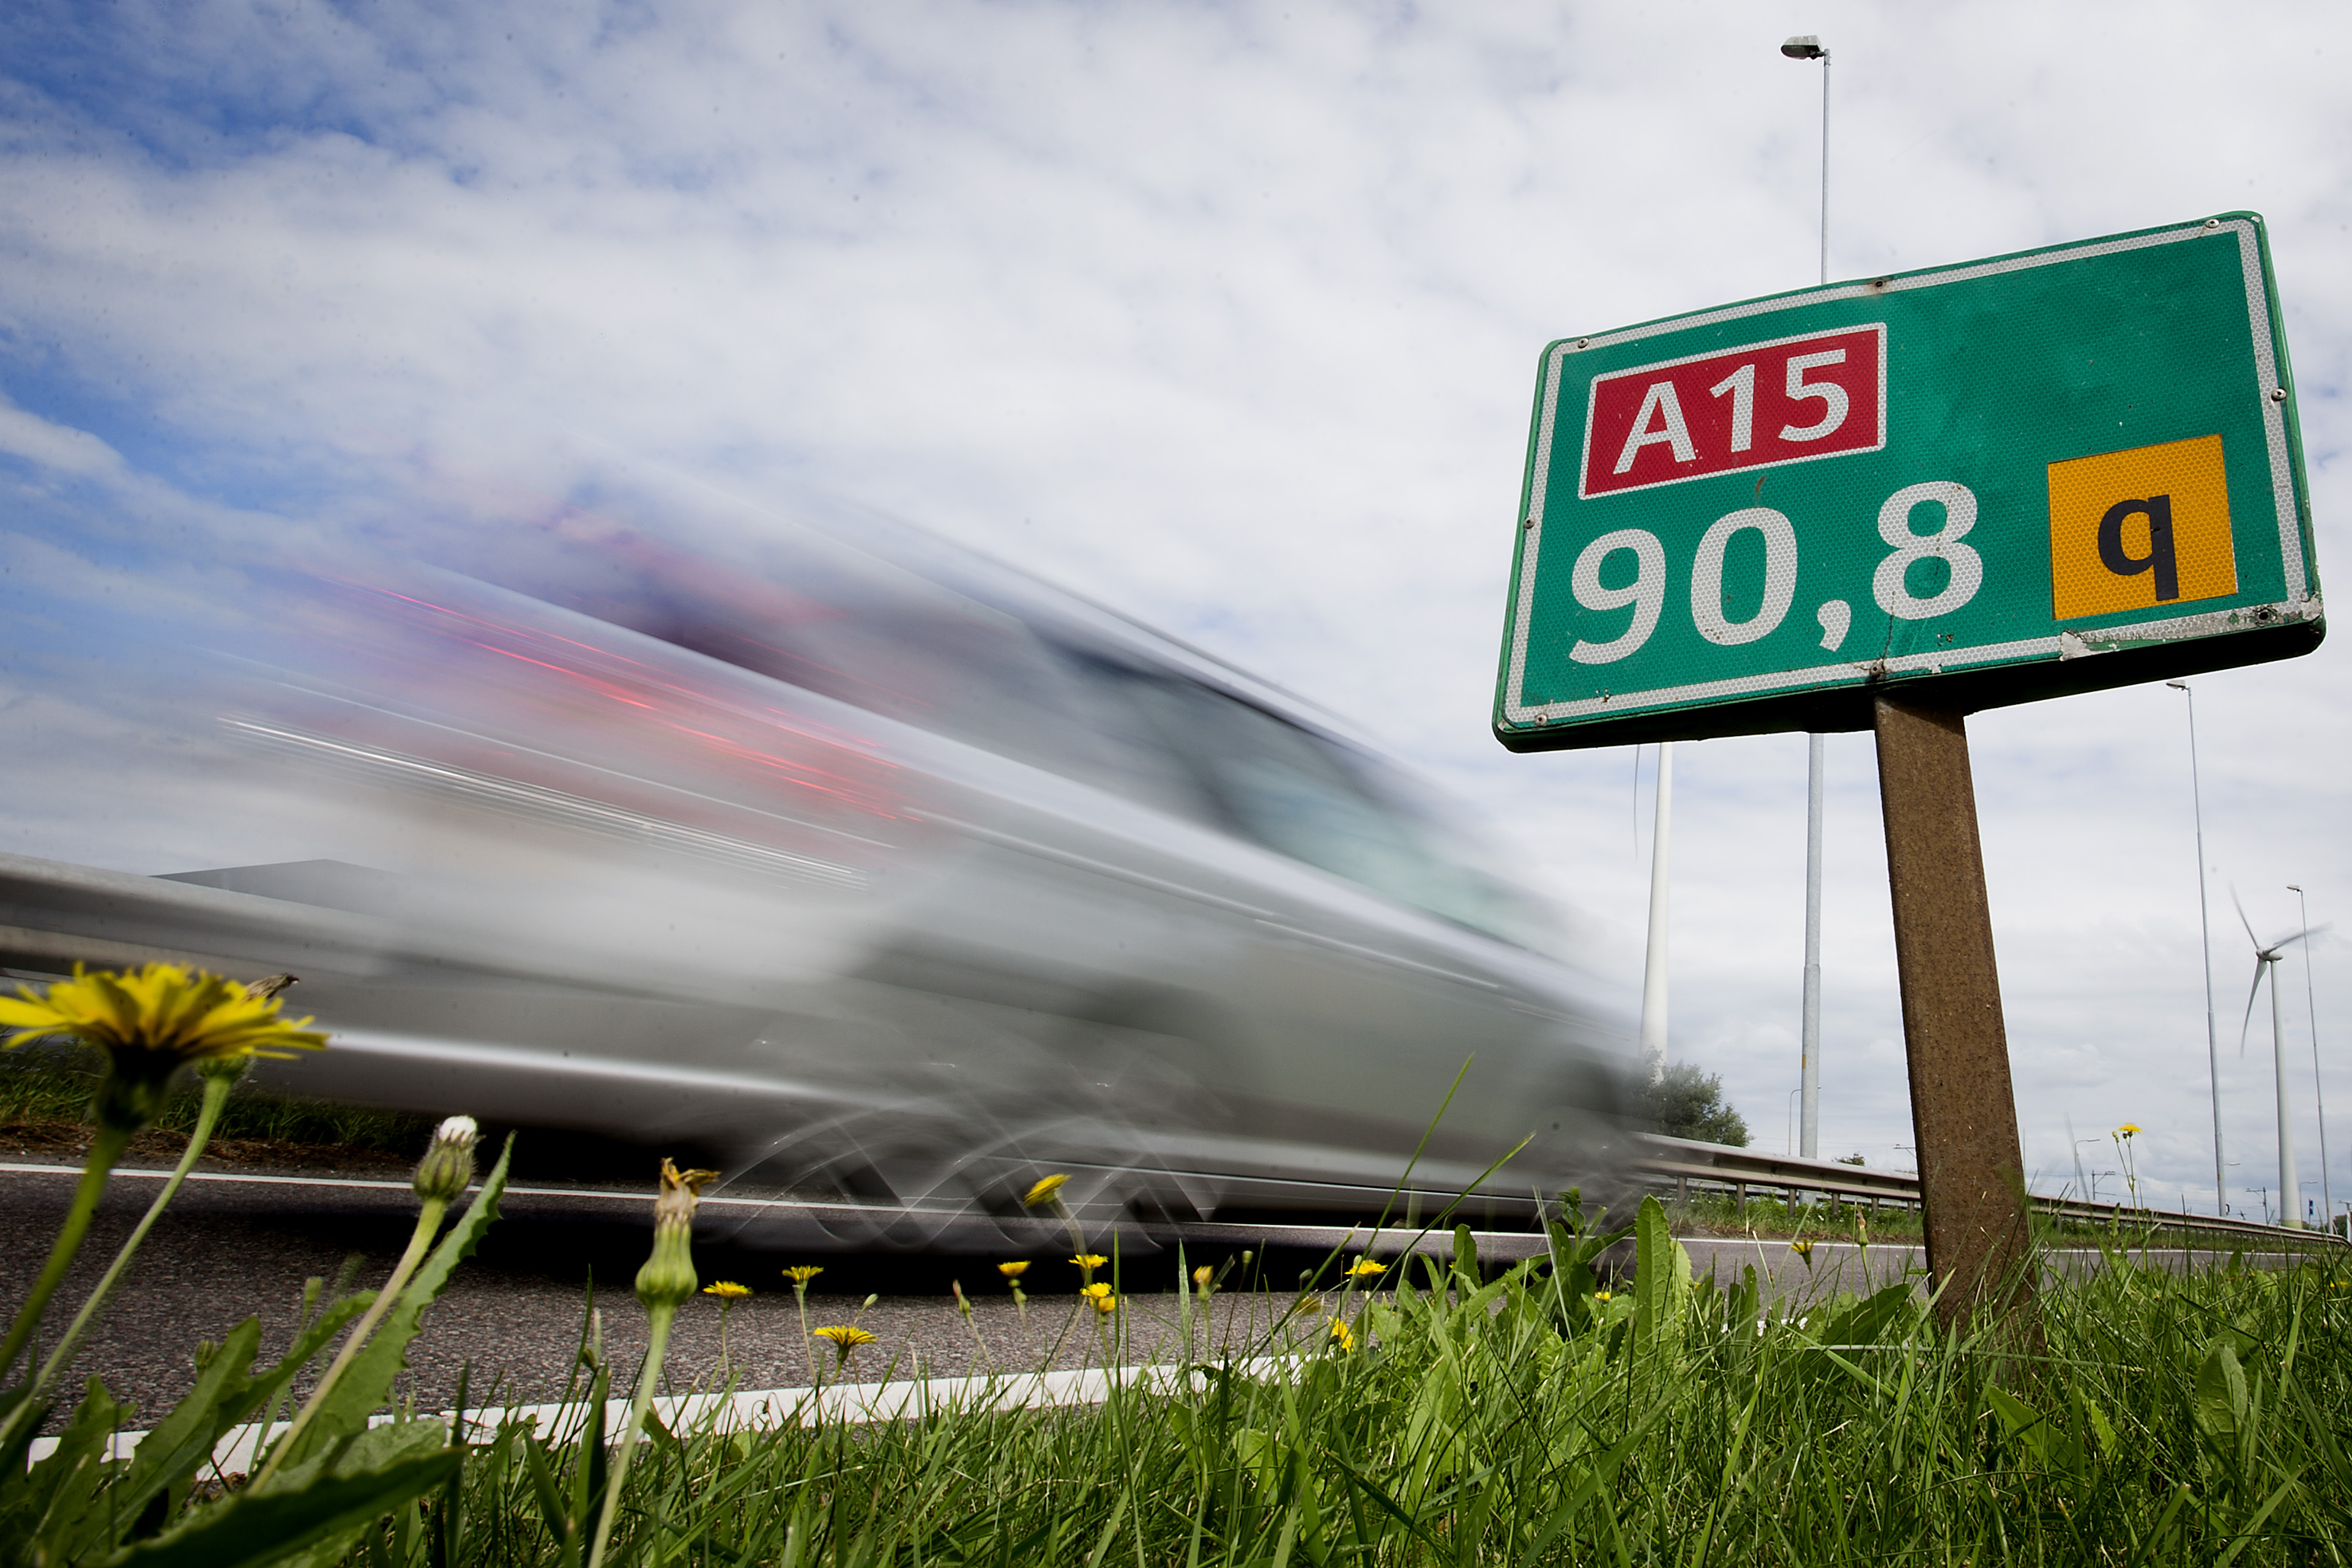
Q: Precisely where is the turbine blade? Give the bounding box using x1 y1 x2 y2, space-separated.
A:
2238 958 2268 1058
2231 886 2260 949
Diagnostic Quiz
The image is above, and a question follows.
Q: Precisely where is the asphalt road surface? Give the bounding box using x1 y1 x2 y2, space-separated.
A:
0 1160 1476 1430
18 1157 2268 1437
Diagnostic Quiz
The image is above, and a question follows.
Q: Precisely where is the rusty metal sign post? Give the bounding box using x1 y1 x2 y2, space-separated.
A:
1872 696 2034 1326
1494 215 2322 1326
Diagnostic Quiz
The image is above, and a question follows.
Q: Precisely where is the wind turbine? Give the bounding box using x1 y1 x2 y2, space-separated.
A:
2236 892 2323 1228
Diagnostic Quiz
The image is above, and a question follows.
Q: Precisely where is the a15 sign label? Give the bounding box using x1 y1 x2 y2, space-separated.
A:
1580 325 1886 498
1497 215 2318 750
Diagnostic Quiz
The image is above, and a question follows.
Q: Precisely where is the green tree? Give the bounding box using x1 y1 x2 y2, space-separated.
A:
1640 1061 1750 1146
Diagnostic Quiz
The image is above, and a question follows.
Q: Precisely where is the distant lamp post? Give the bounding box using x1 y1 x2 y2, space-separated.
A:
2288 884 2334 1230
2072 1135 2104 1202
1637 743 1673 1083
2168 680 2227 1213
1781 31 1831 1163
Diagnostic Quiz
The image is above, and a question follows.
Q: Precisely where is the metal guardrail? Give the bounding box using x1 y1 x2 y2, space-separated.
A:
1636 1134 2350 1249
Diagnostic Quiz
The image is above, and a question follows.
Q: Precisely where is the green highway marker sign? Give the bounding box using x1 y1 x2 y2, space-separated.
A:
1494 213 2323 752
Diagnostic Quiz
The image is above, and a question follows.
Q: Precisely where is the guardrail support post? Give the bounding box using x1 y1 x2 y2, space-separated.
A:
1874 694 2038 1336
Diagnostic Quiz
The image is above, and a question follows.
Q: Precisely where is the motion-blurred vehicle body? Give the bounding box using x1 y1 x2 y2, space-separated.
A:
0 473 1634 1245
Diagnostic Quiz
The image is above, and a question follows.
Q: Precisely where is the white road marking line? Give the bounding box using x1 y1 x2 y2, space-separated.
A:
26 1358 1297 1470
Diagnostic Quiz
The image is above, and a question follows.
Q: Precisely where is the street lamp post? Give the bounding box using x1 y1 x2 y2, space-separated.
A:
2168 680 2227 1214
2288 883 2332 1228
1638 742 1674 1082
1783 32 1829 1161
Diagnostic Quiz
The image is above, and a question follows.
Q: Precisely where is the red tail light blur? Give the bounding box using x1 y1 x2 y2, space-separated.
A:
248 572 928 887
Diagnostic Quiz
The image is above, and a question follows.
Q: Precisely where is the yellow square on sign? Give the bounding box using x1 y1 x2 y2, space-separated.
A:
2047 434 2236 620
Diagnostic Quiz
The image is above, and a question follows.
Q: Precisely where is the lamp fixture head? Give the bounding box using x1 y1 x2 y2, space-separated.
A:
1781 34 1828 59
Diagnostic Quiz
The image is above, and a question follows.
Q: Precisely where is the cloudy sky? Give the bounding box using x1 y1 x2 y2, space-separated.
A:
2 0 2347 1219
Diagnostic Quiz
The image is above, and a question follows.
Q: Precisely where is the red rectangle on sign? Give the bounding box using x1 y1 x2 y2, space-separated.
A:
1577 324 1886 498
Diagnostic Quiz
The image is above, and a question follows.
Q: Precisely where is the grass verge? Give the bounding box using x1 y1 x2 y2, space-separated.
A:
0 1044 431 1166
387 1205 2350 1565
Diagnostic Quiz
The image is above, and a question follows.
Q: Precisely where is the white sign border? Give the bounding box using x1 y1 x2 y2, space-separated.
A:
1501 216 2312 732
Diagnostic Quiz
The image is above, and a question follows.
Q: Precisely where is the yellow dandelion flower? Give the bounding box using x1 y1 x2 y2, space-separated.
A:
998 1260 1031 1278
1343 1257 1387 1278
1080 1280 1112 1299
1328 1319 1356 1351
702 1281 751 1300
1594 1290 1611 1302
0 963 329 1131
811 1325 876 1350
1091 1293 1118 1315
1192 1264 1215 1290
1023 1173 1070 1208
783 1265 825 1286
2116 1123 2142 1138
1070 1254 1108 1270
1790 1239 1814 1257
0 963 328 1065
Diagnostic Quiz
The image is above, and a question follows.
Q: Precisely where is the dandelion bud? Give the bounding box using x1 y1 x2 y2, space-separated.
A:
635 1157 720 1311
861 1294 879 1311
412 1115 480 1203
951 1280 972 1318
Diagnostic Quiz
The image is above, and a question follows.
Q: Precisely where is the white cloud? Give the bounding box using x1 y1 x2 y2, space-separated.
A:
1 0 2348 1217
0 398 125 478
